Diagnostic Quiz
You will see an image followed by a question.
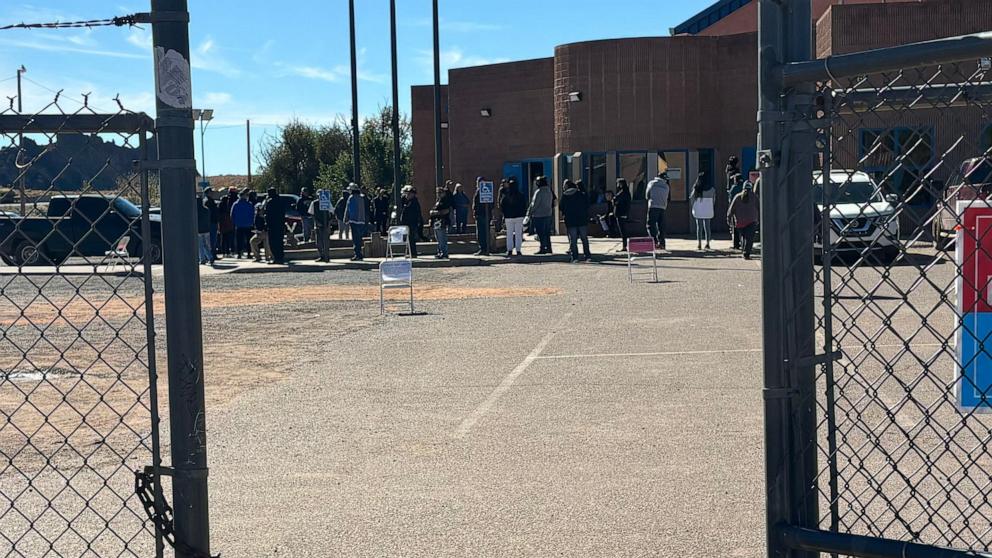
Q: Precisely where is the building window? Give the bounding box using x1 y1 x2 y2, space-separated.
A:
619 152 648 200
858 127 935 202
584 153 608 196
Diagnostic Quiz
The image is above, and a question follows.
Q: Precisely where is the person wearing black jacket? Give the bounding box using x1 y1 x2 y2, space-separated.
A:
560 180 592 262
613 178 632 252
203 187 220 260
374 189 391 235
500 177 527 257
264 188 287 264
399 186 423 258
296 188 315 243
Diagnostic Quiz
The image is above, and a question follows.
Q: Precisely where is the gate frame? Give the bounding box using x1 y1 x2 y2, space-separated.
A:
759 1 992 557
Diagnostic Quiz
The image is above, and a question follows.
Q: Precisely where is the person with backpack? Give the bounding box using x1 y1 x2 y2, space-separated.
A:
728 183 760 260
560 180 592 263
645 172 671 250
526 176 556 255
500 177 527 257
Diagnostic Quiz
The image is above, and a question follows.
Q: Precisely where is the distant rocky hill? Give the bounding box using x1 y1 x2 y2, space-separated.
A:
0 134 158 192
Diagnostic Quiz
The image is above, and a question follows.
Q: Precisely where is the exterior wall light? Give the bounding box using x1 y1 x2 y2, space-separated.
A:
480 108 492 117
568 91 582 102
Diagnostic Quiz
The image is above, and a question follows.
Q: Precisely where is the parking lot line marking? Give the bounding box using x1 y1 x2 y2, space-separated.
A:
536 349 761 360
454 312 573 439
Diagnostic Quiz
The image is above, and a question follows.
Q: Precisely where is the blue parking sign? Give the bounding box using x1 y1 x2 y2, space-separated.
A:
479 181 495 204
318 190 332 212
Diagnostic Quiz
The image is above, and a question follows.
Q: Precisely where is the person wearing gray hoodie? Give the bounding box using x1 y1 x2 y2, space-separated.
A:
646 172 671 249
527 175 556 254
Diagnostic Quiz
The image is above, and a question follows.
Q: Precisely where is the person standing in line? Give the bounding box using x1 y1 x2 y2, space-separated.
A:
309 194 333 262
560 179 592 263
202 187 220 260
250 197 270 263
219 188 237 256
727 174 746 250
264 188 287 265
344 184 368 261
725 155 740 195
374 188 391 236
690 172 716 250
452 183 471 235
399 186 423 258
231 189 256 259
493 179 508 234
613 178 632 252
472 177 493 256
196 192 212 265
728 183 760 260
645 172 671 250
297 188 316 243
334 188 351 240
527 175 556 255
500 177 527 257
431 186 453 259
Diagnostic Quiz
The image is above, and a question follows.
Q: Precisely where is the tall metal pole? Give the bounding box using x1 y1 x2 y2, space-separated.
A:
432 0 443 187
149 2 211 557
758 0 817 557
246 119 252 187
199 119 207 184
390 0 402 209
349 0 362 187
16 66 25 216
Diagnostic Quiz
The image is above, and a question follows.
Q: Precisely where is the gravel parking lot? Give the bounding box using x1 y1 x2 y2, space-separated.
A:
1 236 975 557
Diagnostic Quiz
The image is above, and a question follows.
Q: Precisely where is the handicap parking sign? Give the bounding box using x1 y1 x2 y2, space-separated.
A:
956 201 992 410
318 190 332 212
479 181 495 204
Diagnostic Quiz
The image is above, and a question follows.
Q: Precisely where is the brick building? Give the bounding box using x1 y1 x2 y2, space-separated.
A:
410 0 990 234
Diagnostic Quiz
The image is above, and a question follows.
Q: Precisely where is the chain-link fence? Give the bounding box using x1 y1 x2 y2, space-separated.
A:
0 95 167 557
761 2 992 557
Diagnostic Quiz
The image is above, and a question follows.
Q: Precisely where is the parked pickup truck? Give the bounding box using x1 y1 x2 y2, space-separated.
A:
0 194 162 266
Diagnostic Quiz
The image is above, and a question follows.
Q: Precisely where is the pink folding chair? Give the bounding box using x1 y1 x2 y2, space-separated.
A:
627 237 658 283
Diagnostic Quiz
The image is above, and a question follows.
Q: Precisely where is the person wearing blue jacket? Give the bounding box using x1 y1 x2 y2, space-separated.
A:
230 189 256 259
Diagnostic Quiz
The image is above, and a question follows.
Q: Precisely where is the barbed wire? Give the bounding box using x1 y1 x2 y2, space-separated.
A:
0 14 141 32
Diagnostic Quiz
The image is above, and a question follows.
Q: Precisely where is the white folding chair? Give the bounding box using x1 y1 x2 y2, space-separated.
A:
627 237 659 283
105 235 131 273
380 259 414 315
387 226 411 259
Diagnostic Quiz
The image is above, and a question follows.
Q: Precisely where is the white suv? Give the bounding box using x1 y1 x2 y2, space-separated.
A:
813 170 900 262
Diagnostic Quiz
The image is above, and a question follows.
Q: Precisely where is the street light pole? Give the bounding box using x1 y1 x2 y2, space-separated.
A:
432 0 443 187
192 109 214 186
349 0 362 187
390 0 402 209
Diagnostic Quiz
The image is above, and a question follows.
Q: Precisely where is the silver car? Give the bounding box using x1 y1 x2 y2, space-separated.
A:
814 170 900 261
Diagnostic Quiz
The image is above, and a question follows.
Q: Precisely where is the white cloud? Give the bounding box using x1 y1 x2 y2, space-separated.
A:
290 65 340 82
281 49 386 84
406 17 503 33
126 28 153 51
416 47 510 78
0 36 145 60
202 92 233 106
190 37 241 78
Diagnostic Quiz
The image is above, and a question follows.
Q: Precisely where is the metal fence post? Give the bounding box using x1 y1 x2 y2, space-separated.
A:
759 1 819 556
149 1 212 556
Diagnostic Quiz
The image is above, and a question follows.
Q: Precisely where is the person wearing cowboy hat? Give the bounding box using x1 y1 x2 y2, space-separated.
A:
399 185 422 258
344 183 368 261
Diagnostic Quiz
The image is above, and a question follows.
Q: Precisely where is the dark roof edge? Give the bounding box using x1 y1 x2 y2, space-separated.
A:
672 0 751 36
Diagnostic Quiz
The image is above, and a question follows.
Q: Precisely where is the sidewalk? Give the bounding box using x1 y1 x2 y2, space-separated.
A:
197 235 743 276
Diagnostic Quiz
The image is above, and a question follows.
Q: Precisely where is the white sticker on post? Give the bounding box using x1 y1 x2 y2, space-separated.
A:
154 47 192 109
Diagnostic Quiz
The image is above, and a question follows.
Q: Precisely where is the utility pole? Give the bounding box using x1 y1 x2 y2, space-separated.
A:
349 0 362 187
16 65 26 216
432 0 443 187
246 119 252 187
390 0 402 209
148 2 211 557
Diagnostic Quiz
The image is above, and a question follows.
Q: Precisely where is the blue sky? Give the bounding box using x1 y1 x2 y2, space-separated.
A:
0 1 716 176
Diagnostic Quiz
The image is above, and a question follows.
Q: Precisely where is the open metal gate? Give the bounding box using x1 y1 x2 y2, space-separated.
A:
0 104 168 556
761 1 992 556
